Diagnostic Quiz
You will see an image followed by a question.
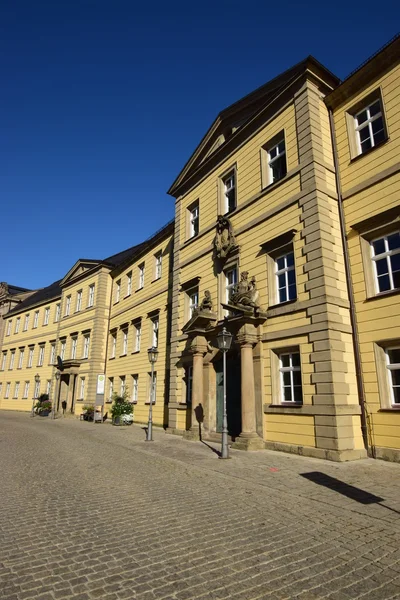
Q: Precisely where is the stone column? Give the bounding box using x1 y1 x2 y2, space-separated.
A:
184 335 207 441
232 326 264 451
66 374 76 413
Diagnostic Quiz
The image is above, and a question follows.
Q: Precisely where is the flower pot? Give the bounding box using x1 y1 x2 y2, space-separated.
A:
39 410 50 417
112 416 122 426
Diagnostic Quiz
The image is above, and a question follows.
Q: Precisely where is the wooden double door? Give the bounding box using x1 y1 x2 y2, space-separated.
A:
215 354 241 438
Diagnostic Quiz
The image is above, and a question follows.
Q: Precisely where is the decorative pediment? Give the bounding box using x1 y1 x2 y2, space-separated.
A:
60 260 101 286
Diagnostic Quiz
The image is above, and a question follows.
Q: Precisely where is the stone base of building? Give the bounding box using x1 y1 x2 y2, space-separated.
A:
374 446 400 463
264 440 367 462
231 434 265 451
182 428 201 441
165 427 185 436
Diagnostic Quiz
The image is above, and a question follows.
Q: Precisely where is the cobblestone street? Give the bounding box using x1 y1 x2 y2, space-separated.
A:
1 412 400 600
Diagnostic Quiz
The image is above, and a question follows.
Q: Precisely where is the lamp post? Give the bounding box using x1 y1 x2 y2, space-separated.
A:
31 373 40 417
146 346 158 441
216 326 233 459
52 370 61 419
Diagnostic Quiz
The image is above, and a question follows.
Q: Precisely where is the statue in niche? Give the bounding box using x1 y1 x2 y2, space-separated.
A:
230 271 260 309
199 290 213 312
213 215 238 259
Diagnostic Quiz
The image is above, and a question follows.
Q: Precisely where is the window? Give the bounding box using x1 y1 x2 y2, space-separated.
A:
23 381 30 399
18 349 24 369
76 291 82 312
6 321 12 336
55 303 61 322
225 266 238 304
46 380 51 395
127 272 132 296
279 352 302 403
267 138 287 184
9 351 15 370
134 322 141 351
108 377 114 402
275 250 296 303
386 348 400 405
188 288 199 320
188 202 199 238
1 352 7 371
222 171 236 213
115 280 121 303
120 376 126 396
371 232 400 294
60 339 66 360
33 311 39 328
186 366 193 404
33 379 40 399
131 374 138 403
13 382 20 399
122 329 128 356
148 371 157 404
151 317 159 348
0 383 2 397
27 347 34 368
38 345 45 367
71 336 77 360
78 377 85 400
138 263 145 289
155 252 162 280
15 318 20 333
5 382 11 399
23 314 30 331
65 295 71 316
83 334 90 359
110 333 117 358
88 284 95 307
50 343 56 365
43 307 50 325
355 99 386 155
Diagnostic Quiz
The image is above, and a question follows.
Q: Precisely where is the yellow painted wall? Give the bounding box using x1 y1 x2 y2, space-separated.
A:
264 414 316 447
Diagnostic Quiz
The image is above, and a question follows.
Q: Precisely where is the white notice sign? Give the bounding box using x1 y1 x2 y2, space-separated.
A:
97 374 105 395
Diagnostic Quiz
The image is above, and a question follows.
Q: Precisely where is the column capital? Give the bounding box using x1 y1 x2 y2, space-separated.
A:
236 323 259 346
190 335 208 355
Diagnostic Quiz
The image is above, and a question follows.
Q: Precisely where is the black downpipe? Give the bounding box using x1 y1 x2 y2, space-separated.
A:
328 108 371 455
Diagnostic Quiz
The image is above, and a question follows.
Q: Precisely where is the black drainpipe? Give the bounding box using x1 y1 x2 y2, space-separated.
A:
328 108 371 456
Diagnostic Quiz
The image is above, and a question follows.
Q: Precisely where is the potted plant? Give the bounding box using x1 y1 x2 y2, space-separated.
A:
82 404 95 421
111 390 133 426
35 394 51 417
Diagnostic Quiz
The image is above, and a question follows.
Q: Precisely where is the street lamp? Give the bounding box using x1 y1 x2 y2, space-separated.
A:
52 370 61 420
31 373 40 417
146 346 158 441
216 327 233 459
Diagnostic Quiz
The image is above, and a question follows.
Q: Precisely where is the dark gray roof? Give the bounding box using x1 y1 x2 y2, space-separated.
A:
7 285 31 295
7 279 62 316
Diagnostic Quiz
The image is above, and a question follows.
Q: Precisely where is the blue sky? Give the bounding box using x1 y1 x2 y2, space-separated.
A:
1 0 398 289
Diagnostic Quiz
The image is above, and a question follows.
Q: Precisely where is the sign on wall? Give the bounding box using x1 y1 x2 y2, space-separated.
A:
96 374 105 395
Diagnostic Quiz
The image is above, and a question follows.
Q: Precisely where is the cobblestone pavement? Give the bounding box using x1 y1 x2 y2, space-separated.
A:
1 413 400 600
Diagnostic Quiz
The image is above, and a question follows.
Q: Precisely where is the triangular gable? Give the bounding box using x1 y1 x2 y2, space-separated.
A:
60 260 102 286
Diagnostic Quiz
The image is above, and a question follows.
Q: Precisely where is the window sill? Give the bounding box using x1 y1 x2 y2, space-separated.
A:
109 356 115 361
86 305 94 310
114 301 120 305
267 298 298 311
120 354 127 358
74 311 81 314
151 278 161 284
365 288 400 302
135 287 144 293
144 401 156 405
264 403 303 414
131 350 140 355
349 137 388 164
124 294 131 299
378 407 400 412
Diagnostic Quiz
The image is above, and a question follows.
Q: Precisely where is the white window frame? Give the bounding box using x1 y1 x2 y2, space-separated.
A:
88 284 95 307
33 311 39 328
23 381 30 399
78 377 85 400
188 288 199 319
267 139 287 184
131 374 138 403
27 347 34 368
44 307 50 325
76 290 82 312
386 347 400 405
71 336 78 360
222 171 236 214
155 253 162 280
60 340 66 360
38 345 45 367
120 376 126 396
122 329 128 356
13 381 20 398
23 314 30 331
189 203 199 238
55 303 61 322
50 343 56 364
15 318 20 333
1 352 7 371
18 349 24 369
46 380 51 395
33 379 40 399
355 99 385 155
5 382 11 399
65 296 71 316
110 333 117 358
108 377 114 402
151 317 159 348
134 322 141 352
83 334 90 359
6 321 12 336
371 232 400 294
9 351 15 370
127 272 132 296
225 266 238 305
115 280 121 303
279 352 302 404
138 263 145 290
275 250 296 304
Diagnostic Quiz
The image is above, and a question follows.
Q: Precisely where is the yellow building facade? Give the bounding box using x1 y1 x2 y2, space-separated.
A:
1 36 399 462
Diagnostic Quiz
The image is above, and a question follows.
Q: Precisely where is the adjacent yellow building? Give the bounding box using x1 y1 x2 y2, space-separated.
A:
1 35 399 462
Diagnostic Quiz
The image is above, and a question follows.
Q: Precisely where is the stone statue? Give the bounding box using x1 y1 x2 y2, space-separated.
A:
0 283 8 297
213 215 238 259
199 290 213 311
230 272 260 309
